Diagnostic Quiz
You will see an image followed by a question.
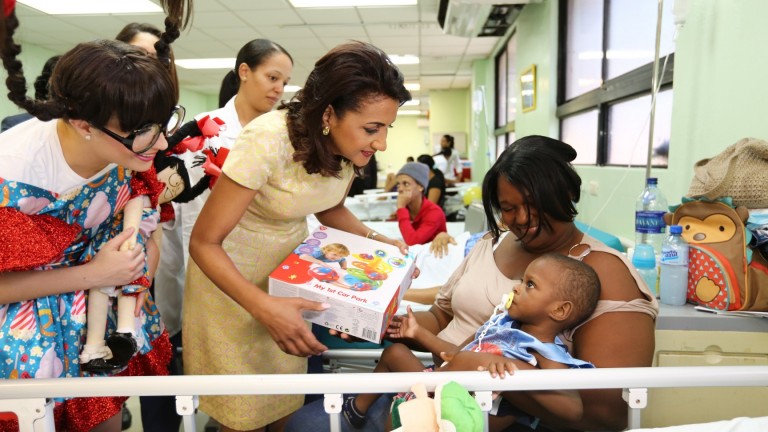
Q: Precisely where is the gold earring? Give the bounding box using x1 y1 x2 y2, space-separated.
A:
322 126 330 136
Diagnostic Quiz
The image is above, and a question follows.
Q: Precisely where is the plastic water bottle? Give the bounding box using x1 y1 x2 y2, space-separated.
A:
632 244 658 297
659 225 689 306
635 177 668 257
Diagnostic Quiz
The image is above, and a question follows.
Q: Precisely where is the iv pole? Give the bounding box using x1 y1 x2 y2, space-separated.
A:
645 0 664 180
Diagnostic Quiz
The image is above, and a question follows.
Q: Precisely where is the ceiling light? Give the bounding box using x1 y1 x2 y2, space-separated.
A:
389 55 419 65
402 99 420 106
397 110 422 116
285 85 302 93
404 82 420 91
18 0 161 14
289 0 416 7
175 58 235 69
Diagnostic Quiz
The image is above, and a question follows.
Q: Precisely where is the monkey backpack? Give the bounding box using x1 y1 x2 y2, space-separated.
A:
666 198 768 311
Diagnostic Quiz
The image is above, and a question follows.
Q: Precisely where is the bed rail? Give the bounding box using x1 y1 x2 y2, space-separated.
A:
1 366 767 432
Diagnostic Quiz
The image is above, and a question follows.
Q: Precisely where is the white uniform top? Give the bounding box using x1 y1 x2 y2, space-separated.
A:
434 149 461 181
154 96 242 336
0 118 113 193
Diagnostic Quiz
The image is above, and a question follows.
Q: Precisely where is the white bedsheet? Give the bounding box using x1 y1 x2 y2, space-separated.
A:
629 417 768 432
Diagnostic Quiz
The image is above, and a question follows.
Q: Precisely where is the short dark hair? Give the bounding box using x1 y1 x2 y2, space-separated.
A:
417 154 435 169
539 253 600 329
282 41 411 178
482 135 582 242
51 41 177 131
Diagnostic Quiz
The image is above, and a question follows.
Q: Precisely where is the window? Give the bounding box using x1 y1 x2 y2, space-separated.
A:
493 31 518 156
559 0 676 167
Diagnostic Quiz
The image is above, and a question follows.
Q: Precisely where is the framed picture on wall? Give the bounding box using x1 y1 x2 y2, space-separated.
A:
520 65 536 113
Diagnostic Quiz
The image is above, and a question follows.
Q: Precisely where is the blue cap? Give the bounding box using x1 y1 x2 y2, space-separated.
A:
647 177 658 185
670 225 682 234
632 244 656 269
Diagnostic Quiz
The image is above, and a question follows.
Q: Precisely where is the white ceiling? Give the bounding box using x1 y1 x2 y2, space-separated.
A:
13 0 504 112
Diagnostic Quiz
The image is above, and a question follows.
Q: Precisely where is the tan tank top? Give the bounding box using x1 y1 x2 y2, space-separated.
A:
561 234 659 348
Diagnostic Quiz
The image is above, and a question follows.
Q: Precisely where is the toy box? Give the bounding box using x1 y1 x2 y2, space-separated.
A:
268 225 416 343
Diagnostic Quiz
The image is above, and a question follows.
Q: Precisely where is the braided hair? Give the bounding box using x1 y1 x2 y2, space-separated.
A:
0 0 192 127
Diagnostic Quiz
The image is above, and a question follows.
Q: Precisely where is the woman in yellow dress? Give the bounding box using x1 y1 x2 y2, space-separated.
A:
182 41 411 432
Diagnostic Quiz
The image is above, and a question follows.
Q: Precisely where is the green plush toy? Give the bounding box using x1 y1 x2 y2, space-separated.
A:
391 381 483 432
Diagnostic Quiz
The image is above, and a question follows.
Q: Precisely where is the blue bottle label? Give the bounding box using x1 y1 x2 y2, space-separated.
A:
635 211 666 234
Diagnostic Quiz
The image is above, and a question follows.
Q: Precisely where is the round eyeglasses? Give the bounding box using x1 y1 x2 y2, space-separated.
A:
93 105 186 155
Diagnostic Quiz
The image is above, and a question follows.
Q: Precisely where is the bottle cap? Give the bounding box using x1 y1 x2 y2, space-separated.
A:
647 177 658 185
669 225 682 234
632 244 656 269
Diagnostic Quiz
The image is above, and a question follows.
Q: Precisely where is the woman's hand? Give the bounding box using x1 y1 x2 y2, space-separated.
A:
88 227 146 288
429 232 457 258
254 296 330 357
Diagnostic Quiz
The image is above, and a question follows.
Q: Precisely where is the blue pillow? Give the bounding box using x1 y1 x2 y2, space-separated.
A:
575 220 625 252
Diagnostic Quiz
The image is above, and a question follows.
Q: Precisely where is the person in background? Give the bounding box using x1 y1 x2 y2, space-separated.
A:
433 134 462 185
416 153 446 208
0 1 192 431
143 39 292 432
182 41 410 432
1 55 61 132
406 155 414 162
115 22 180 102
394 161 447 245
286 135 657 432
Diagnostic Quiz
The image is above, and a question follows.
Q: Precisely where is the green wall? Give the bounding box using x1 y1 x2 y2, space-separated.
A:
0 44 59 117
378 114 428 176
576 0 768 241
470 0 768 243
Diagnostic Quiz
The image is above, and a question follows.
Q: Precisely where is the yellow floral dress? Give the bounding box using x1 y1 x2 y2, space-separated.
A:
182 110 354 430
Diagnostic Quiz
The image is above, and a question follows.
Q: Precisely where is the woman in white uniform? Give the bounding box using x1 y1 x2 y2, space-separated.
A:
153 39 293 350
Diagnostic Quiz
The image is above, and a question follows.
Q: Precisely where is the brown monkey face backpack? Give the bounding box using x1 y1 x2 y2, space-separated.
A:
666 198 768 311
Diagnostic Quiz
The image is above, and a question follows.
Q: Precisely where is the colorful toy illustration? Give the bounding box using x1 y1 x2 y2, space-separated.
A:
290 239 402 291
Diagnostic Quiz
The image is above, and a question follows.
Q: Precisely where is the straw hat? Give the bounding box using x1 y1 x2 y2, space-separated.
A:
687 137 768 208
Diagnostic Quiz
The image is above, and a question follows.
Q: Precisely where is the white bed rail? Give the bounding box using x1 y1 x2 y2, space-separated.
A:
1 366 767 432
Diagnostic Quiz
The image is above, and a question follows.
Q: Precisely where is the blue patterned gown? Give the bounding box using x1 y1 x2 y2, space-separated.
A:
0 165 171 431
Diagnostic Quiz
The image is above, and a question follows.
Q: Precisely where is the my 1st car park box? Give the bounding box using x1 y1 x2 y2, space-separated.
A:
268 225 416 343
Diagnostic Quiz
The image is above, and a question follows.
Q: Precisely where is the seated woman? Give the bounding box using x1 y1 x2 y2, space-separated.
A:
286 135 658 432
393 161 447 245
416 154 446 209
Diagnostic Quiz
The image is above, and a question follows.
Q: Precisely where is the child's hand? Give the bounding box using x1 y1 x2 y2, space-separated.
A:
396 188 412 209
482 360 518 379
388 306 420 339
439 350 457 364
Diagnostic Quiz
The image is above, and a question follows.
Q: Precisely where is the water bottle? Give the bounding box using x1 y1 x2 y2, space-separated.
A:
635 177 668 257
632 244 658 297
659 225 689 306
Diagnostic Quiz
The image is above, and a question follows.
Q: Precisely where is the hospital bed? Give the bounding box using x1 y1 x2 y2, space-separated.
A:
2 366 767 432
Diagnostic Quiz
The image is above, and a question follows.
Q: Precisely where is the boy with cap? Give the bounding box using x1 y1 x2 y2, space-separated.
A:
394 162 448 245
